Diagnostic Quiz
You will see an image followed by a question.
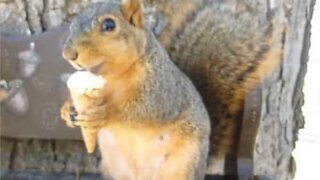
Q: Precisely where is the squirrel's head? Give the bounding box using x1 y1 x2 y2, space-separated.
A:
63 0 146 76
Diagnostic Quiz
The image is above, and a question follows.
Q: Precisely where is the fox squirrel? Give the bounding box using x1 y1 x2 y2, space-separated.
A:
61 0 284 177
61 0 210 179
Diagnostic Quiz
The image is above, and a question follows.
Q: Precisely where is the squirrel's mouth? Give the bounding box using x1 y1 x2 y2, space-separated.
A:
87 62 104 74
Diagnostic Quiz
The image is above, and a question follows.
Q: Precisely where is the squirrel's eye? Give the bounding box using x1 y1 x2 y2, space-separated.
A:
101 18 116 32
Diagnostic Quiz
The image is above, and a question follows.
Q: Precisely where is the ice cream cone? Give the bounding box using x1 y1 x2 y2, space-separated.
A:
66 71 107 153
81 127 98 153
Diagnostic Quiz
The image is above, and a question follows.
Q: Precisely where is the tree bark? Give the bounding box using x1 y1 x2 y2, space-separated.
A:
0 0 315 179
253 0 315 179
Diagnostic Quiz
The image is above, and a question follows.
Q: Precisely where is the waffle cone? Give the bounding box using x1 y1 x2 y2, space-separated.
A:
81 127 98 153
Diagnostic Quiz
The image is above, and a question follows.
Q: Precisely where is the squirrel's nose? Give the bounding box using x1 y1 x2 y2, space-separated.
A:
62 47 78 61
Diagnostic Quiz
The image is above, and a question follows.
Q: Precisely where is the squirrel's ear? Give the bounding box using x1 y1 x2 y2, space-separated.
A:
121 0 144 28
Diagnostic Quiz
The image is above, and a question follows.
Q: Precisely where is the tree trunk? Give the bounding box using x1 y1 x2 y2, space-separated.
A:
0 0 315 179
253 0 315 179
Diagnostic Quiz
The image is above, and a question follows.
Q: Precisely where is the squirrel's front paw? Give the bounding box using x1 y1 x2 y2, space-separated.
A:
60 100 78 128
76 104 107 121
73 103 109 128
61 100 108 128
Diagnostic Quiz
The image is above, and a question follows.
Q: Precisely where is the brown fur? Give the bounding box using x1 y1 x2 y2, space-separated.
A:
98 120 202 180
143 0 284 173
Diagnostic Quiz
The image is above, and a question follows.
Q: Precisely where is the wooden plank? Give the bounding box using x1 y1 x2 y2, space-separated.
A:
1 171 271 180
0 171 102 180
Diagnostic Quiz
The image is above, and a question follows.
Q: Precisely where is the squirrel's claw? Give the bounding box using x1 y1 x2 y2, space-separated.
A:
60 100 77 128
69 105 78 121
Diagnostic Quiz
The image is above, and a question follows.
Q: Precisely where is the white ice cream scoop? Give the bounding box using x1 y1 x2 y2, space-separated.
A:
67 71 106 95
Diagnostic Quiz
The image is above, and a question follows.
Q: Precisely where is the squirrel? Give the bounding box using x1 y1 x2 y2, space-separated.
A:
61 0 284 177
61 0 210 179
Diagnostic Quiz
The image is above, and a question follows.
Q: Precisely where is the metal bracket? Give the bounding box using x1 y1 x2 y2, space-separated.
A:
237 84 263 179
